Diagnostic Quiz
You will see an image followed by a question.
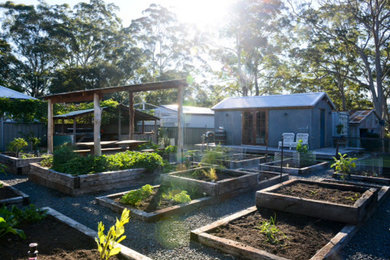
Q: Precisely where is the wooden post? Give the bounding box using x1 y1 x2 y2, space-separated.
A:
93 93 102 156
154 120 157 144
61 119 65 134
142 120 145 134
118 106 121 140
73 120 76 135
47 99 54 153
128 91 134 140
177 85 184 162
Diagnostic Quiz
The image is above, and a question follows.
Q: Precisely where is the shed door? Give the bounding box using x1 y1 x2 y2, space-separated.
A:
320 109 325 147
242 110 267 145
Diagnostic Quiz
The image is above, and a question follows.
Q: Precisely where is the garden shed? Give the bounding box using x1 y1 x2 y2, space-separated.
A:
348 109 381 148
212 92 335 149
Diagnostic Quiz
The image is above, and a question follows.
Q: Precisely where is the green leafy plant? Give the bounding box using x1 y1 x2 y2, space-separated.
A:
96 208 130 260
0 163 7 188
256 215 285 244
162 189 191 204
120 184 154 207
40 154 53 168
331 153 357 179
105 151 164 172
7 137 28 158
296 140 308 154
28 136 40 151
345 193 360 202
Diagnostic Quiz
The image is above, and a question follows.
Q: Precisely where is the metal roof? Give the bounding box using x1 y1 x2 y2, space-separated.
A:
212 92 336 110
349 110 374 124
54 108 106 119
162 104 214 115
0 86 37 100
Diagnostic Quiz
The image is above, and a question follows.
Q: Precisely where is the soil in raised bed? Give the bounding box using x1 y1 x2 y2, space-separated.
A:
274 182 365 205
271 160 320 168
258 172 280 181
116 185 206 212
350 170 390 179
0 186 19 200
0 215 120 260
209 208 343 260
174 168 243 182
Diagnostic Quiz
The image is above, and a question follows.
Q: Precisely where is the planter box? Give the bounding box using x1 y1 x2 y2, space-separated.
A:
191 206 357 260
0 180 29 205
161 167 258 197
96 185 216 222
29 163 157 196
256 179 378 224
260 158 329 175
221 153 268 169
43 207 151 260
0 153 44 174
333 172 390 185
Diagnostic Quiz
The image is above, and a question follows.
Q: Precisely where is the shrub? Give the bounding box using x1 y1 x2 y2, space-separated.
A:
40 154 53 168
7 138 28 158
59 155 107 175
106 151 163 171
120 184 154 207
52 144 78 171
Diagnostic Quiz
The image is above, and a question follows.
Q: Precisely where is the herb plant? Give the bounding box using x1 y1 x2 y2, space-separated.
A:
7 137 28 158
331 153 357 179
96 208 130 260
120 184 154 207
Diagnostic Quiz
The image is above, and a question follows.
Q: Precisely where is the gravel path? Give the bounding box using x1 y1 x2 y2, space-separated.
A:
1 169 389 260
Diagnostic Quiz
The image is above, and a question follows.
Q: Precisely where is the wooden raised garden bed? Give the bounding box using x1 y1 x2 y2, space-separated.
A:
0 180 30 205
332 171 390 185
96 184 215 222
0 153 44 175
191 206 355 260
29 163 157 196
221 153 268 169
256 179 378 224
260 158 329 175
0 206 150 260
161 167 258 197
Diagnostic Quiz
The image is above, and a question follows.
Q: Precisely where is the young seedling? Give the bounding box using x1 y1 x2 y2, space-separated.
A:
256 214 285 244
345 193 360 202
96 208 130 260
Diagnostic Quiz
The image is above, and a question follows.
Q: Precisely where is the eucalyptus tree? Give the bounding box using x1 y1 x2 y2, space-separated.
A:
0 39 19 90
0 1 71 97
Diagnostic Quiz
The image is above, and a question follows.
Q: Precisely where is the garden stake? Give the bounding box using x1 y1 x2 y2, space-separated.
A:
28 243 38 260
280 138 284 179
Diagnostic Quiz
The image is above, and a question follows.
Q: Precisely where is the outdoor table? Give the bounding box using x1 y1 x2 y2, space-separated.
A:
115 140 148 150
75 141 118 154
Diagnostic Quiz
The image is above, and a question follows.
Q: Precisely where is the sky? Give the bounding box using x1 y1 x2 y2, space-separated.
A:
8 0 236 30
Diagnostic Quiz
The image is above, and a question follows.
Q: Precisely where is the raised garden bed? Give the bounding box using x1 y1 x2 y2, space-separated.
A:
0 206 150 260
333 171 390 185
0 180 30 205
0 153 44 175
29 162 158 196
260 158 329 175
256 179 378 224
221 153 268 169
191 206 354 260
96 184 215 222
161 167 258 197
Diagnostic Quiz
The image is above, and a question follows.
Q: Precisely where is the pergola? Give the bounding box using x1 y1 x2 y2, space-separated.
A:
44 79 187 158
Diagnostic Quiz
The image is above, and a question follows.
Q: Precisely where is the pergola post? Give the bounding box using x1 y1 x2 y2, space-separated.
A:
118 106 122 140
47 99 54 154
128 91 134 140
93 93 102 156
177 85 184 162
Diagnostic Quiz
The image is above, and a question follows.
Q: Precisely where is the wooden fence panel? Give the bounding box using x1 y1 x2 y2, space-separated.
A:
0 121 46 151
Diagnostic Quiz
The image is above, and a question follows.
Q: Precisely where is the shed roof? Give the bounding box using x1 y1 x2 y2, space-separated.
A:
0 86 37 100
349 110 374 124
212 92 335 110
54 108 106 119
162 104 214 115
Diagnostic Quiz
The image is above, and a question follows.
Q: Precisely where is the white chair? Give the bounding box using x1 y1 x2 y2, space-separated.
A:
278 133 295 150
291 133 309 149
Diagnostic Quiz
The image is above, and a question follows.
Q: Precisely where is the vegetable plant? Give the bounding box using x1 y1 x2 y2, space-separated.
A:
162 189 191 204
7 137 28 158
256 215 285 244
331 153 357 179
96 208 130 260
0 163 6 188
120 184 154 207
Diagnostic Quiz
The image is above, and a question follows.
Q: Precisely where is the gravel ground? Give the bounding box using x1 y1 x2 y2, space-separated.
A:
1 169 389 260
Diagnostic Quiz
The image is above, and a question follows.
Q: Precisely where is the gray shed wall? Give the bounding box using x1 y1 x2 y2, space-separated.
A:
311 100 333 149
214 111 242 145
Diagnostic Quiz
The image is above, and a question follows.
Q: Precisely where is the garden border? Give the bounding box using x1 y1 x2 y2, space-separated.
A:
221 154 268 169
29 163 156 196
256 179 378 224
190 206 357 260
0 180 30 205
42 207 151 260
332 172 390 185
96 185 216 222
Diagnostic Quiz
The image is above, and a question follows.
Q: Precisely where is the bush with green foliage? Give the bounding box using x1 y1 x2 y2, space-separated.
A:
162 189 191 204
40 154 53 168
331 153 357 178
52 144 78 171
120 184 154 207
7 137 28 158
96 208 130 260
0 205 46 240
106 151 164 171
